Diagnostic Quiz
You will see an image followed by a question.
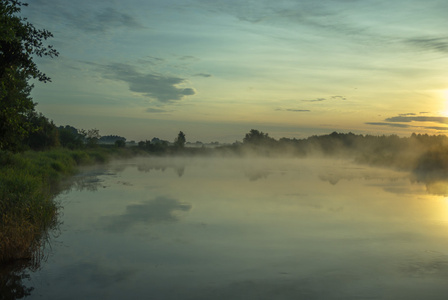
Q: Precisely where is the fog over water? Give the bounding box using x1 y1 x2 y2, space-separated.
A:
19 157 448 299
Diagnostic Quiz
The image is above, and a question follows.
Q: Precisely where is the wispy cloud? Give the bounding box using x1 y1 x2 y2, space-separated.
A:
193 73 212 78
137 56 166 66
398 113 417 117
330 95 346 101
302 96 346 102
94 8 143 31
276 108 311 112
31 1 144 33
425 126 448 131
385 116 448 124
366 113 448 131
286 109 311 112
146 107 173 113
405 36 448 53
100 63 196 102
365 122 410 128
194 0 384 45
302 98 326 102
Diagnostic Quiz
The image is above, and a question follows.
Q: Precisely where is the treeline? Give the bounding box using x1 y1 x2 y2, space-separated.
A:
216 129 448 178
131 128 448 176
3 116 129 152
136 131 186 154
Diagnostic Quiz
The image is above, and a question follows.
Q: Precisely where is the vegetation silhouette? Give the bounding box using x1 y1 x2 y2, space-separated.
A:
0 0 58 152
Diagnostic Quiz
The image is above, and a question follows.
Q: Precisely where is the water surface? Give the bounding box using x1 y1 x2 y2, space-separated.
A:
22 157 448 299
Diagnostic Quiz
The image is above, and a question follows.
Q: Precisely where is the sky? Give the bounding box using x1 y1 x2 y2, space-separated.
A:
22 0 448 143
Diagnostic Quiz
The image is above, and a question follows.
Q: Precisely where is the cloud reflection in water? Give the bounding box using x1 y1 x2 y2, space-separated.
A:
100 196 192 233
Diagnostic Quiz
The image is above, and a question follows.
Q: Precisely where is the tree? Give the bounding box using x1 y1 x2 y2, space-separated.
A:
114 139 125 148
174 131 186 148
243 129 272 145
80 128 101 147
0 0 58 151
58 125 84 149
23 111 59 150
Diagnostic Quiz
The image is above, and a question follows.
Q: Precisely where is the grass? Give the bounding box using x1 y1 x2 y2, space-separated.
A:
0 147 135 265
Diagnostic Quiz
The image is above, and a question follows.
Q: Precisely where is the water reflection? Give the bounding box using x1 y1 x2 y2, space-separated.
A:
399 251 448 278
244 169 270 181
12 157 448 299
0 222 59 300
60 169 116 192
100 196 192 233
57 262 137 288
137 159 186 177
412 169 448 196
0 261 35 300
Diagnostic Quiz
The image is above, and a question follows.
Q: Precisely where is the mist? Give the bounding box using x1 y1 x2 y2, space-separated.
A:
172 130 448 196
21 153 448 299
7 132 448 299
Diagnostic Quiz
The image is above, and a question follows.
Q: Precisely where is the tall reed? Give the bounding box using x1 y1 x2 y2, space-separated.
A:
0 148 117 264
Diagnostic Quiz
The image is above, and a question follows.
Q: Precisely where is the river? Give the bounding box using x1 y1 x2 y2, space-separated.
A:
7 156 448 299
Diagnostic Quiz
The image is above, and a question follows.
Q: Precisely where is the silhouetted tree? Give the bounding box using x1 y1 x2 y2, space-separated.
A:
79 128 101 147
58 125 84 149
114 139 125 148
174 131 186 148
0 0 58 151
243 129 272 145
23 112 59 150
99 135 126 144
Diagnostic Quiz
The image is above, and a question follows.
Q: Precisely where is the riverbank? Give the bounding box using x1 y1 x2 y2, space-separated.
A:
0 147 142 265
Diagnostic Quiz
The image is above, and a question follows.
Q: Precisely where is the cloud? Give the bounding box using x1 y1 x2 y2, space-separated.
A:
302 95 346 102
179 55 199 61
195 0 377 42
424 126 448 131
302 98 326 102
146 107 173 113
366 114 448 131
330 95 346 101
286 109 311 112
100 196 192 233
275 108 311 112
385 116 448 124
101 63 196 102
30 1 144 33
365 122 410 128
137 56 166 66
193 73 212 78
406 37 448 53
96 8 142 29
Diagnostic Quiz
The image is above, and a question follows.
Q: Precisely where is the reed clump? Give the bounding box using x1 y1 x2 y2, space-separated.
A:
0 148 115 265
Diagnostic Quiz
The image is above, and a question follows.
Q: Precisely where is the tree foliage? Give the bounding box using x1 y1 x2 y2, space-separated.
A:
243 129 273 145
23 111 59 150
58 125 84 149
79 128 101 147
114 139 125 148
174 131 186 148
99 135 126 144
0 0 58 151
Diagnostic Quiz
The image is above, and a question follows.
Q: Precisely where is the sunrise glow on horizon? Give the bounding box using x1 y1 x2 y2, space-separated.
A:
25 0 448 143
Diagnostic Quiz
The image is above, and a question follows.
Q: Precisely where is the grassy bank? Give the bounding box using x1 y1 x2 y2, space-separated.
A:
0 147 140 265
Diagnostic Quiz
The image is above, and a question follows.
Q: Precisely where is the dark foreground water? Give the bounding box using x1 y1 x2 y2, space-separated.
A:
9 157 448 299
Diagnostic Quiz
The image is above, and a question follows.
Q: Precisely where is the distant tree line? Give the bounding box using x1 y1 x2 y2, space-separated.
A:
99 135 126 144
216 129 448 178
137 131 186 154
